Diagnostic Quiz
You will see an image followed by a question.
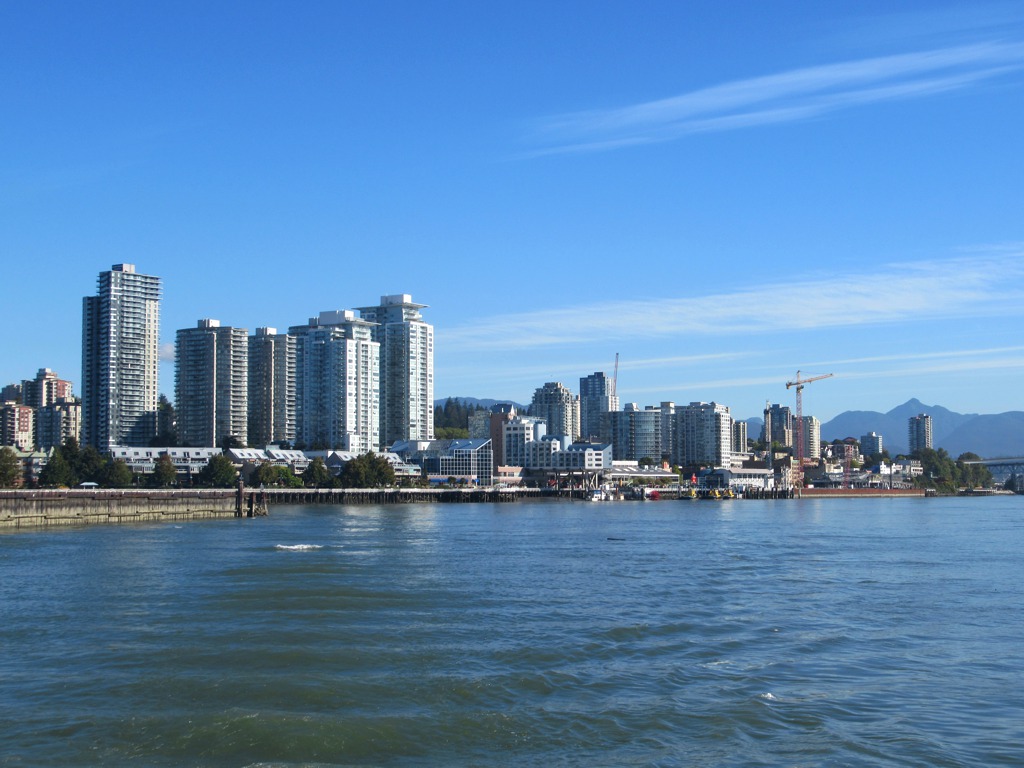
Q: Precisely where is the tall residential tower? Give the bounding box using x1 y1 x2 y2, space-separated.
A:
248 327 297 447
579 372 618 442
357 294 434 447
529 382 580 440
908 413 933 454
175 319 249 448
82 264 161 449
290 310 380 452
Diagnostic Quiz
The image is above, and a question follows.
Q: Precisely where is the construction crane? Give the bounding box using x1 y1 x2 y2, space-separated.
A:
785 370 833 488
613 352 619 400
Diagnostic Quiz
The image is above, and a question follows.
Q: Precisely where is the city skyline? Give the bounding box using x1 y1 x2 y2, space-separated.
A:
3 2 1024 421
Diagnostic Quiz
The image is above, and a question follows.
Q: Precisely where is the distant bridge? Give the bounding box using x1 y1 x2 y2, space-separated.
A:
961 458 1024 485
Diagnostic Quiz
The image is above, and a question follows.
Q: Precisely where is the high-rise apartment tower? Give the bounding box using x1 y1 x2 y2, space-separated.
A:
357 295 434 448
248 327 297 447
82 264 161 449
290 311 380 452
579 372 619 442
529 382 580 440
908 414 933 454
175 319 249 448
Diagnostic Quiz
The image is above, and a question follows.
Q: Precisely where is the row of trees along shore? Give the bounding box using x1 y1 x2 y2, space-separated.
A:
0 444 1000 491
0 439 397 490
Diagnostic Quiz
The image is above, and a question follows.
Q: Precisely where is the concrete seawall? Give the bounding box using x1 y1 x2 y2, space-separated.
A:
797 487 927 498
0 489 243 529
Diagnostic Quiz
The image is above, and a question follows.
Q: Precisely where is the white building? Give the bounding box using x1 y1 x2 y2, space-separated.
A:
109 445 220 477
529 382 580 440
502 415 547 468
526 437 613 472
82 264 161 449
676 402 732 468
357 294 434 447
290 311 380 453
176 319 249 448
799 416 821 461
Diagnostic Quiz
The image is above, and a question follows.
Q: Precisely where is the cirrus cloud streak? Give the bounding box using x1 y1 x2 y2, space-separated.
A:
525 42 1024 155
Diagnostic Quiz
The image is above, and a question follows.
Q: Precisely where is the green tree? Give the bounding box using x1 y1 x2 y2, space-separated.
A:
252 461 281 487
276 466 303 488
338 452 396 488
911 447 990 493
433 398 489 431
956 452 992 489
252 462 302 487
75 445 107 485
99 459 135 488
302 457 334 488
0 447 22 487
151 394 178 446
197 454 239 488
61 437 81 470
435 426 469 439
39 449 76 487
150 454 178 487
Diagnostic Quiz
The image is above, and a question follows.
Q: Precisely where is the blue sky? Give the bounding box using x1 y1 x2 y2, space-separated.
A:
3 1 1024 422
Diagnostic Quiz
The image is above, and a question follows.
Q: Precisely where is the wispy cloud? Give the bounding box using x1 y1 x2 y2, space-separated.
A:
804 345 1024 370
525 42 1024 155
623 350 1024 399
444 251 1024 352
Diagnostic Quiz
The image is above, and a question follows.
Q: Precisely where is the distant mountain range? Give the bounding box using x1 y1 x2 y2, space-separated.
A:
748 398 1024 459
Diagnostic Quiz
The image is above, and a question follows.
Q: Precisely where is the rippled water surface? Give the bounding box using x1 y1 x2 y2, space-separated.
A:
2 496 1023 766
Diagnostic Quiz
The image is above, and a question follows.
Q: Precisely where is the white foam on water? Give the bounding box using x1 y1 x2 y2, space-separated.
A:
274 544 324 551
759 692 777 701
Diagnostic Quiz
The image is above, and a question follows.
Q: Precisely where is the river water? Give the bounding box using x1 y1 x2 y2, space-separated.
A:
1 496 1022 767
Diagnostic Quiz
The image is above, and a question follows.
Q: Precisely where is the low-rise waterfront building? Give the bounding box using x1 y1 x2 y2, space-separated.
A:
109 446 221 478
393 438 493 485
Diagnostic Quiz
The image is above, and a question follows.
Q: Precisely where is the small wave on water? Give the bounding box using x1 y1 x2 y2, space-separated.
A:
274 544 324 552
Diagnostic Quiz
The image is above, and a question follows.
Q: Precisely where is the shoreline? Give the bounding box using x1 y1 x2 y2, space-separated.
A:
0 485 998 529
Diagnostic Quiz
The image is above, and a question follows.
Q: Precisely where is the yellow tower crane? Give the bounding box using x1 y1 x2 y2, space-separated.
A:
785 371 834 488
